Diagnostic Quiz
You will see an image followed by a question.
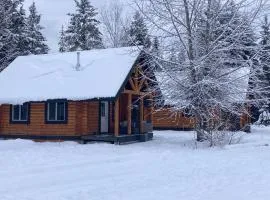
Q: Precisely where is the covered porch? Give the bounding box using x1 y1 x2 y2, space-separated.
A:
114 91 153 136
82 92 154 144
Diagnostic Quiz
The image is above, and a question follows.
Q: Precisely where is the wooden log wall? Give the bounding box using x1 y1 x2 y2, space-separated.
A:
153 108 195 130
153 108 250 131
0 101 99 136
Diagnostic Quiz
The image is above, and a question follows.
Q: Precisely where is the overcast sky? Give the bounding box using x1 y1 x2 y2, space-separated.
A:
23 0 133 52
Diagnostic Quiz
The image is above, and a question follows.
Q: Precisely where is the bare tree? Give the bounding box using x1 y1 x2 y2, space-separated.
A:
134 0 267 144
100 0 130 48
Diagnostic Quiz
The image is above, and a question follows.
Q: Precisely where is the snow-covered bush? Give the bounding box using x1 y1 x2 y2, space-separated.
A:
256 105 270 125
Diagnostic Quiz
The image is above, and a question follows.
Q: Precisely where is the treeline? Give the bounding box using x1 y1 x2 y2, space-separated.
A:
0 0 160 71
0 0 48 71
58 0 155 52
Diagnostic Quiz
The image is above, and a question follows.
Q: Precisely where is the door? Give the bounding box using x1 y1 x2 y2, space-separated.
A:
100 101 109 133
132 100 140 134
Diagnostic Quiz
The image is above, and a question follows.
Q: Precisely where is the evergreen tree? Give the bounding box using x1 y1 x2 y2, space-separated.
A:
217 1 257 68
128 11 149 46
0 0 15 70
195 0 257 71
0 0 49 71
26 2 49 54
65 0 103 51
15 3 31 55
59 25 67 52
0 0 30 70
150 37 162 71
259 15 270 99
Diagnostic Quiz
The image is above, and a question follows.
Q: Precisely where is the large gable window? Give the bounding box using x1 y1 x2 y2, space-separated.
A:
10 103 29 123
46 100 67 124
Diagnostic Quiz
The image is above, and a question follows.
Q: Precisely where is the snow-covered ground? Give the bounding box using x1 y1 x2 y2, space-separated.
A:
1 126 270 200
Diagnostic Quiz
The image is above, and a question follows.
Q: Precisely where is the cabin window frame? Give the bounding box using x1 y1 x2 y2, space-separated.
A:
45 100 68 124
10 103 30 124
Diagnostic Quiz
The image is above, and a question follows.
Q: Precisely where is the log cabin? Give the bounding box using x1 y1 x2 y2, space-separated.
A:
153 107 250 131
0 47 153 143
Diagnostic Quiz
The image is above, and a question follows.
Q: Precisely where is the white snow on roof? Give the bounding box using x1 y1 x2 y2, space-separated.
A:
0 47 140 104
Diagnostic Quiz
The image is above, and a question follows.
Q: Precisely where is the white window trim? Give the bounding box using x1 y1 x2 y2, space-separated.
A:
12 105 28 121
47 102 66 122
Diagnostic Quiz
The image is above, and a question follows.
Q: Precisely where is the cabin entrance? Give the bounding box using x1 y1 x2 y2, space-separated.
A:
131 99 140 134
100 101 109 133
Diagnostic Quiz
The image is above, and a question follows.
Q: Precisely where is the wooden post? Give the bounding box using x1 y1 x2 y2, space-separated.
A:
127 94 132 135
114 98 119 136
140 97 144 134
150 95 154 123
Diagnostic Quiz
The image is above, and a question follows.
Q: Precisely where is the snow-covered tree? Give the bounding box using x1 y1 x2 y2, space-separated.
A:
128 11 149 46
148 37 162 71
59 25 67 52
0 0 13 70
100 0 130 48
26 2 49 54
14 3 31 56
260 16 270 46
259 15 270 99
135 0 265 144
256 104 270 125
152 37 160 57
65 0 103 51
0 0 16 69
0 0 32 71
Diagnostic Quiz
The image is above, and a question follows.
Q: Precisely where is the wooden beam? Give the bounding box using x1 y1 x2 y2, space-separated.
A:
138 77 146 91
114 98 119 136
127 94 132 135
134 68 139 91
128 78 136 91
150 95 154 123
123 89 146 96
140 97 144 134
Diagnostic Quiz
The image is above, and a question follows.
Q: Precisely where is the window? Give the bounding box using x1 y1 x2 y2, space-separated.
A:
11 103 29 123
46 101 67 123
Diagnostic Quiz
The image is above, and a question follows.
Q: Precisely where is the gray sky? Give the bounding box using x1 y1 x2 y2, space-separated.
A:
24 0 133 52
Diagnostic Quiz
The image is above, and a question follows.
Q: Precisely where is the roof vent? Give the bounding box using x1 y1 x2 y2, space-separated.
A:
76 52 81 71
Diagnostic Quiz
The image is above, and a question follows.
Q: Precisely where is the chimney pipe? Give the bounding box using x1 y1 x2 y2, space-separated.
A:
76 52 81 71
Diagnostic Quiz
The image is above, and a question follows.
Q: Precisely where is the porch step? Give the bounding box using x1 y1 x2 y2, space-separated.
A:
81 132 153 144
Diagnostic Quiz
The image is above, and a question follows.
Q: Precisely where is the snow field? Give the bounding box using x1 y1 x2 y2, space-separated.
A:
1 126 270 200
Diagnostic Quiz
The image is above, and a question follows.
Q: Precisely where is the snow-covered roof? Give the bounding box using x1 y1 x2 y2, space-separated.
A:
0 47 141 104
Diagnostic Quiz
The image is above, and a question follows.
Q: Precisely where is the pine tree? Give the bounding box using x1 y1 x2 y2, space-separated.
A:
59 25 67 52
15 3 31 56
0 0 30 70
217 1 257 68
26 2 49 54
150 37 162 71
259 15 270 99
0 0 15 70
65 0 103 51
128 11 149 46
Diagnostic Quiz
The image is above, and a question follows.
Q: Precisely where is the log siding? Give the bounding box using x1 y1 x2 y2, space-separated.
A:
0 101 99 136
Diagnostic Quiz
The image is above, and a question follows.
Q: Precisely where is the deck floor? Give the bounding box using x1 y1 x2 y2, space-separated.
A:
81 133 153 144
